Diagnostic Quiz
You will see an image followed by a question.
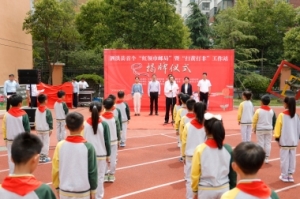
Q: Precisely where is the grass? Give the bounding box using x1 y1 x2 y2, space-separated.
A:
233 98 283 106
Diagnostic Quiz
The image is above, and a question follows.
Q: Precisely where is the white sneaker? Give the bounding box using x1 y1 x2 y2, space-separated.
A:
265 157 269 164
279 175 289 182
104 174 109 182
289 175 294 182
177 142 181 148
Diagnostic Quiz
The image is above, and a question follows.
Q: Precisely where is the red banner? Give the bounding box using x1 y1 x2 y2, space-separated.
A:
104 50 234 111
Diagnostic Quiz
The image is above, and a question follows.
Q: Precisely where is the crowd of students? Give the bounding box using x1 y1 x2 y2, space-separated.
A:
0 88 299 199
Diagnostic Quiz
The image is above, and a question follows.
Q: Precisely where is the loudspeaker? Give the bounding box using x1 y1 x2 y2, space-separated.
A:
18 69 39 84
22 107 36 127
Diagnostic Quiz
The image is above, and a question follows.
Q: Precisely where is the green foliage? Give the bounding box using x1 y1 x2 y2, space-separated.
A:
242 72 270 99
76 0 191 49
185 3 211 49
75 74 104 84
283 7 300 63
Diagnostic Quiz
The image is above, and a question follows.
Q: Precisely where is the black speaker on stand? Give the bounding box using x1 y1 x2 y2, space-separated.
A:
18 69 39 128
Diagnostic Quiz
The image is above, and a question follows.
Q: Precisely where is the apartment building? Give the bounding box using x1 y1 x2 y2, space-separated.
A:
0 0 33 84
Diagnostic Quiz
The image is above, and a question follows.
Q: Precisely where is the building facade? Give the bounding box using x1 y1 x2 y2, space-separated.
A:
0 0 33 84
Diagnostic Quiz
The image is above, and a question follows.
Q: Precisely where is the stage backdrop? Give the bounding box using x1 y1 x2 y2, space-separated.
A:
104 50 234 111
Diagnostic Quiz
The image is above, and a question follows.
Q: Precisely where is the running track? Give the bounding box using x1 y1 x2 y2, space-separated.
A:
0 107 299 198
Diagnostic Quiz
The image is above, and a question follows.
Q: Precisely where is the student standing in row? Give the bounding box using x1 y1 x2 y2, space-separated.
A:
148 74 160 115
83 102 111 199
54 91 69 142
52 112 98 199
35 94 53 163
237 91 254 142
181 102 206 199
116 91 130 147
274 96 300 182
0 133 56 198
2 94 30 174
252 95 276 164
191 113 236 199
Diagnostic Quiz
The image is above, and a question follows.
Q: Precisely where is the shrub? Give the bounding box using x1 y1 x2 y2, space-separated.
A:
242 72 270 99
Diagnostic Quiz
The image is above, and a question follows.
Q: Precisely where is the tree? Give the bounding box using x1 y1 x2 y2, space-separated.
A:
284 7 300 64
76 0 191 49
23 0 78 84
185 3 211 49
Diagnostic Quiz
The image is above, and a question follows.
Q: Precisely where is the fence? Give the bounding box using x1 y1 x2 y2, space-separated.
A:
0 85 27 108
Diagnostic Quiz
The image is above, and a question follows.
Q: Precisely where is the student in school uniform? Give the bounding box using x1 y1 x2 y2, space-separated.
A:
52 112 98 199
2 94 30 174
35 94 53 163
274 96 300 182
101 98 121 183
173 93 183 122
115 91 130 147
221 142 279 199
0 133 56 198
191 113 237 199
54 90 69 142
252 95 276 164
179 99 196 138
83 102 111 199
181 102 207 199
237 91 254 142
175 94 191 141
107 94 123 133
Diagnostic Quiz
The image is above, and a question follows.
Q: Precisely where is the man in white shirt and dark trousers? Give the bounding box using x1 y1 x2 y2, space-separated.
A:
148 74 160 115
72 78 79 108
78 78 89 89
3 74 20 111
26 84 39 107
197 72 211 110
164 75 178 124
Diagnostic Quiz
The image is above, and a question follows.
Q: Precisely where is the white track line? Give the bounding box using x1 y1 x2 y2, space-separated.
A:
161 134 177 139
275 183 300 193
127 132 174 139
225 133 241 137
111 179 185 199
116 156 180 171
119 142 177 152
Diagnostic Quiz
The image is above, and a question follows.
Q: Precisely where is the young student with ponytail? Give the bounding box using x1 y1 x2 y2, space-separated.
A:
274 96 300 182
181 102 207 199
173 93 182 147
101 98 121 183
83 102 111 199
191 113 237 199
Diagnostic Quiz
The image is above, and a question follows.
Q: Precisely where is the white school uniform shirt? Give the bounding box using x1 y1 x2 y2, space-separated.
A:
197 79 211 93
79 81 89 89
252 106 275 132
181 119 206 157
238 100 254 125
164 81 178 98
101 113 118 145
54 102 67 120
26 84 39 97
72 81 79 93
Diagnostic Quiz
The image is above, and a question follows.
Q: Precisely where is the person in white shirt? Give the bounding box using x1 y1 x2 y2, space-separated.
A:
164 75 178 124
3 74 20 111
197 72 211 109
72 78 79 108
78 78 89 89
180 77 193 97
148 74 160 115
26 84 39 107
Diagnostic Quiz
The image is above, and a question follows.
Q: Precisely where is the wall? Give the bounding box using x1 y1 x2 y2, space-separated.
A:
290 0 300 7
0 0 33 85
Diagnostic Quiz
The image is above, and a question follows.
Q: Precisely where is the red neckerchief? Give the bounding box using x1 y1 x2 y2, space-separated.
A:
283 110 290 115
205 139 218 148
57 99 63 103
116 99 124 104
260 105 271 111
65 135 86 143
8 107 26 117
237 180 271 198
102 112 114 119
190 119 203 129
186 113 195 119
86 117 102 125
38 105 46 113
1 175 42 196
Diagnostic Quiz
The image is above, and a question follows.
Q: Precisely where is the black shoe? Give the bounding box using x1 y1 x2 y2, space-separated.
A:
164 121 168 124
171 120 175 123
138 114 140 116
155 113 158 115
149 113 153 115
135 114 137 116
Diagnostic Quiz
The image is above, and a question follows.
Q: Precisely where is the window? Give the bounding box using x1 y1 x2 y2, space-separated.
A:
202 2 210 11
